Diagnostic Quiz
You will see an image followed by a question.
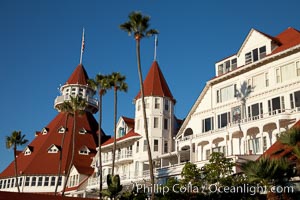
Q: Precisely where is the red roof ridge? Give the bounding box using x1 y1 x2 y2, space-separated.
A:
65 63 89 85
135 61 175 103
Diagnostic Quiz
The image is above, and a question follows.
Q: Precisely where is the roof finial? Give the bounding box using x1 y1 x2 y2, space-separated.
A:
154 34 158 61
79 27 85 64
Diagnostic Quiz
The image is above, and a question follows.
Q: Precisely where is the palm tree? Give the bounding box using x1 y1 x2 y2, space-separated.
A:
241 156 291 199
55 112 69 195
58 95 87 196
120 11 158 200
278 127 300 174
88 74 111 199
109 72 128 176
6 130 28 193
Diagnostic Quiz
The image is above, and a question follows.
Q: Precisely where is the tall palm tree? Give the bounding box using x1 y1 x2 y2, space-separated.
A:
88 74 111 199
109 72 128 176
241 156 291 199
58 95 87 196
6 130 28 193
120 11 158 200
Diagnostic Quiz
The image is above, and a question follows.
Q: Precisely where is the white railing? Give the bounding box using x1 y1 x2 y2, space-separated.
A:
103 150 133 163
54 95 98 107
178 107 299 143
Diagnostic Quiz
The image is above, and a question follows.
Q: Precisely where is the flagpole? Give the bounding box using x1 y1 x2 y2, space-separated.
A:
154 35 158 61
80 27 85 64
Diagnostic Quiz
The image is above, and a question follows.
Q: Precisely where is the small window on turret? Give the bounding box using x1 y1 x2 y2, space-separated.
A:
164 99 169 111
41 127 48 135
58 127 66 133
79 128 87 134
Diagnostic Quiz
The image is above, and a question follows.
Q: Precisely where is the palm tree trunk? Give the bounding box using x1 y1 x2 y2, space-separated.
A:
62 113 76 196
55 113 69 195
112 87 117 176
136 38 155 200
13 145 20 193
98 93 103 199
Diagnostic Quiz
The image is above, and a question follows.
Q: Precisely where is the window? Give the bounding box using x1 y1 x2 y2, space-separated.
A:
245 52 252 64
145 98 149 109
268 96 284 115
41 127 48 135
202 117 214 132
118 127 125 137
136 119 140 130
205 149 211 160
217 84 236 103
136 141 139 153
143 140 147 151
164 118 168 130
137 100 141 111
245 46 266 65
263 136 267 151
25 177 30 186
44 177 49 186
248 103 263 119
155 98 160 109
79 128 87 134
79 146 90 155
0 180 2 189
297 61 300 76
38 177 43 186
154 139 159 151
276 68 281 83
18 177 23 187
164 99 169 111
252 73 265 91
164 141 168 153
265 72 269 87
31 177 36 186
7 179 10 188
217 58 237 76
154 117 159 128
232 106 241 122
58 177 62 186
248 137 261 154
48 145 59 153
50 177 56 186
58 126 66 133
217 112 230 129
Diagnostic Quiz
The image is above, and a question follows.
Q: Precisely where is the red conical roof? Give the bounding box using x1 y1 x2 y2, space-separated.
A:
135 61 175 103
66 64 89 85
0 112 108 177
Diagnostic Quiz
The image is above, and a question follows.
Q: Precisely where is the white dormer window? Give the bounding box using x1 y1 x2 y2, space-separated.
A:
79 128 87 134
41 127 48 135
79 146 90 155
48 145 59 153
58 126 66 134
23 146 32 156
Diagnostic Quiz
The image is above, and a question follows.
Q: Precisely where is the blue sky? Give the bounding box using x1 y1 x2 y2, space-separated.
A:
1 0 300 172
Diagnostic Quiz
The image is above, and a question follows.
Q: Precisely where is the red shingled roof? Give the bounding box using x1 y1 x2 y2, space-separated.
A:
271 27 300 54
262 120 300 159
135 61 175 103
66 64 89 85
0 112 106 178
102 130 141 147
0 191 95 200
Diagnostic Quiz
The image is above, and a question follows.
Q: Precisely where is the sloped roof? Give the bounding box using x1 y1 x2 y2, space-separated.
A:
0 112 107 178
135 61 175 103
66 64 89 85
102 130 141 147
271 27 300 54
262 120 300 159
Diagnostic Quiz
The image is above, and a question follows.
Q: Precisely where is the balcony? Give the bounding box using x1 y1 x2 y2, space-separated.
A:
54 95 99 113
103 150 133 165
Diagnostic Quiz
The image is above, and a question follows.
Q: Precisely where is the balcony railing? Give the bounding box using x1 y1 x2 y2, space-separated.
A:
54 95 98 108
178 107 299 143
103 150 133 164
